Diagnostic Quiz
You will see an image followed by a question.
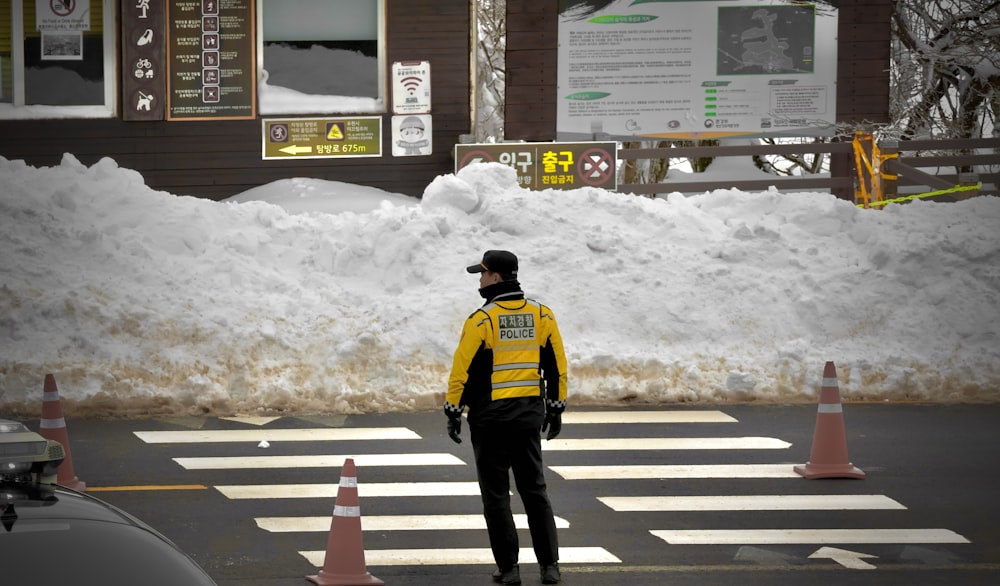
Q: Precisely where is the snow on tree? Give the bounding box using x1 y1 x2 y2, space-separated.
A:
891 0 1000 139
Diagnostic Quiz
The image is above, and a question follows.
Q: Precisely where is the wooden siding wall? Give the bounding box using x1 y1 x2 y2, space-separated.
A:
505 0 893 180
0 0 471 200
828 0 893 197
505 0 557 141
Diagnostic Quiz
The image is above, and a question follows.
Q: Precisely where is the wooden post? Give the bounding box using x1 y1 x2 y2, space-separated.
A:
957 172 980 200
830 135 854 202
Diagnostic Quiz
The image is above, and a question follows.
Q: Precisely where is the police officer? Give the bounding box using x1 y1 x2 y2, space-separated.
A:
445 250 568 585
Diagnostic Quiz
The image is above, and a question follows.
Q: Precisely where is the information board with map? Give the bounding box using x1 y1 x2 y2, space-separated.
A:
557 0 838 140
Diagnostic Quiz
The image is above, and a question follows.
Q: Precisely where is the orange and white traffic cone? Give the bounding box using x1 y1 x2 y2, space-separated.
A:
794 361 865 479
37 374 86 491
306 458 383 585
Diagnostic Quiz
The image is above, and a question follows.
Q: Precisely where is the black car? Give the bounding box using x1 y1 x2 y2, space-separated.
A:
1 419 218 585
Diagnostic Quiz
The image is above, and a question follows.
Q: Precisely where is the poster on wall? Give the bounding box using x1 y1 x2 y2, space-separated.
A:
166 0 256 120
557 0 838 140
41 32 83 60
36 0 89 62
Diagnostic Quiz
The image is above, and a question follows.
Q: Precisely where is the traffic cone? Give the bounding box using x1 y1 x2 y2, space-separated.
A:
306 458 383 585
37 374 86 491
794 362 865 479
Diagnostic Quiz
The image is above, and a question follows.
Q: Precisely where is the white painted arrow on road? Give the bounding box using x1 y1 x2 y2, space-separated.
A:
810 546 878 570
219 416 281 426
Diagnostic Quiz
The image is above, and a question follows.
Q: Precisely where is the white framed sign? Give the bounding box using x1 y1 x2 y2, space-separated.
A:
557 0 838 140
36 0 91 31
392 60 431 114
392 114 433 156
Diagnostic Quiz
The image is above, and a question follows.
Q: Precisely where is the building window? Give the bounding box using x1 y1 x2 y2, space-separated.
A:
0 0 115 118
258 0 384 115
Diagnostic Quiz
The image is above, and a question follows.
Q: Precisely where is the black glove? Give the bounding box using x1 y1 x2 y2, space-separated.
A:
447 417 462 444
541 412 562 440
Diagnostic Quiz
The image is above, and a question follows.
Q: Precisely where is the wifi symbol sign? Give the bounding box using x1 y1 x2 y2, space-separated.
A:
393 61 431 114
401 76 424 96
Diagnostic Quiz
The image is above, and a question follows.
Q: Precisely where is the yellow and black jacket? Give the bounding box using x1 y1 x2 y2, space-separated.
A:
445 281 568 429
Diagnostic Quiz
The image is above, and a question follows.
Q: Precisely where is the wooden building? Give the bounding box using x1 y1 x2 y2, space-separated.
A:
1 0 891 200
0 0 472 199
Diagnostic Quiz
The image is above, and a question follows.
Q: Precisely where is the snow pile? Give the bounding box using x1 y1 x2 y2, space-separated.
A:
0 154 997 416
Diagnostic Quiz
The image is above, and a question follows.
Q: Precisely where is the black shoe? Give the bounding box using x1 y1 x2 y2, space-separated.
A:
492 565 521 585
540 563 561 584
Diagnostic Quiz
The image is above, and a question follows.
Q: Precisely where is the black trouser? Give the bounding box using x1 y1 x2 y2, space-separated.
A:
471 423 559 569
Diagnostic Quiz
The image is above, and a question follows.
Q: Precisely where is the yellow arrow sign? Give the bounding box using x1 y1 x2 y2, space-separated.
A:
279 145 313 155
263 117 382 159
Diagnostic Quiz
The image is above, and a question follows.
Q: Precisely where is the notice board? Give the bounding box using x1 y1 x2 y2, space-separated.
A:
167 0 256 120
557 0 838 140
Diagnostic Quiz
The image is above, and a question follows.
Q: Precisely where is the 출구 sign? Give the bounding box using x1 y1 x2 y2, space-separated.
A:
455 142 617 190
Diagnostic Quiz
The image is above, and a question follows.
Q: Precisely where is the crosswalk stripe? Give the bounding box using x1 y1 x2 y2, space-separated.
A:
563 411 737 424
144 416 971 565
174 453 464 470
88 484 209 492
543 437 791 451
256 514 571 532
599 495 907 511
549 464 800 480
135 428 420 443
299 546 622 567
216 482 483 499
651 529 971 545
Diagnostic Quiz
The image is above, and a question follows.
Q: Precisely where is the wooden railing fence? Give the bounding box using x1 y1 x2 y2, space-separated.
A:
617 137 999 206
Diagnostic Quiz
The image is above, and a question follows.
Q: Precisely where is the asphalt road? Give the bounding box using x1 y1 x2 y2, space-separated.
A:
42 404 1000 585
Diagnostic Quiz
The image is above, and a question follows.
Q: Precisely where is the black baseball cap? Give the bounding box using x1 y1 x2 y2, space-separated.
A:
466 250 518 277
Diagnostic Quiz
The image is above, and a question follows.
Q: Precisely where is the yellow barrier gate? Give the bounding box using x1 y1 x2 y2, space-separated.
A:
853 131 982 209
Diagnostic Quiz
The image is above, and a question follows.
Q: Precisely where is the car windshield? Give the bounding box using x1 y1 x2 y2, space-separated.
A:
1 517 217 585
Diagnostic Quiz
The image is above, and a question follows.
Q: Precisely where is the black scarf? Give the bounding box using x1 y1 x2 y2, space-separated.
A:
479 279 524 302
